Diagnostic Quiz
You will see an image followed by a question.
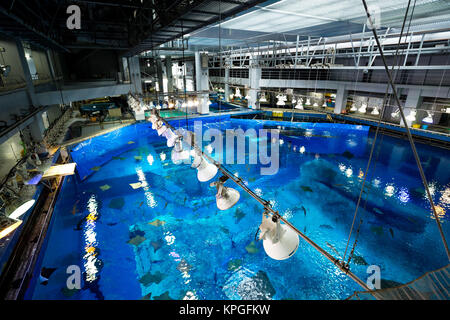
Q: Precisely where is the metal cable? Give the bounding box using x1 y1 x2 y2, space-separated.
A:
361 0 450 261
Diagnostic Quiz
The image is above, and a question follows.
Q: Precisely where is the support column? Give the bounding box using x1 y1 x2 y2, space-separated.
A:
16 40 37 106
334 85 348 114
224 58 230 102
29 112 46 142
128 56 142 94
248 67 261 109
401 89 422 127
156 58 164 96
195 51 209 114
165 56 174 94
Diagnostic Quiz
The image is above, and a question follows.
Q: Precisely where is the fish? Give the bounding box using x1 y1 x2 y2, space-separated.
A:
112 156 126 161
91 166 101 171
130 182 143 189
99 184 111 191
134 156 142 161
177 259 193 273
326 242 342 259
221 227 230 234
245 241 258 254
128 141 135 144
370 226 384 236
352 255 368 266
183 196 187 205
163 201 168 209
108 197 125 210
40 267 57 285
148 219 166 227
127 235 146 246
153 291 173 300
301 205 307 217
74 216 87 231
320 224 333 230
342 151 354 159
234 208 245 222
71 200 80 215
139 271 165 286
304 226 307 234
141 292 152 300
227 259 242 271
301 186 313 192
373 208 384 215
389 228 394 238
150 239 164 252
107 222 118 226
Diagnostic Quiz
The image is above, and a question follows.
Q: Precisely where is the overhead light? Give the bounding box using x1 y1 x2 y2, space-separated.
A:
391 109 400 118
229 94 234 100
276 94 286 106
350 103 357 112
163 128 178 147
234 88 242 98
258 212 299 260
0 65 11 77
422 112 433 124
313 101 319 108
322 100 327 108
299 146 305 154
191 152 218 182
305 98 311 106
0 215 22 240
371 107 380 115
171 138 190 164
4 185 36 219
406 110 417 122
210 176 240 210
259 93 267 103
245 94 250 100
358 103 367 113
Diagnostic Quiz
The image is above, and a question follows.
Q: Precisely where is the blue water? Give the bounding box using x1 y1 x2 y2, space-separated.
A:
28 116 450 300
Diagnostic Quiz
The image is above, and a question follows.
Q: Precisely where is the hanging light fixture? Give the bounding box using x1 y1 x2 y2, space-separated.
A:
276 94 286 106
258 212 299 260
295 98 304 110
163 128 178 147
406 109 417 122
422 111 433 124
191 152 218 182
391 108 400 118
313 100 319 108
234 88 242 98
305 98 311 106
322 99 327 108
350 103 357 112
171 138 190 164
210 176 240 210
371 106 380 115
4 185 37 220
358 103 367 113
259 93 267 103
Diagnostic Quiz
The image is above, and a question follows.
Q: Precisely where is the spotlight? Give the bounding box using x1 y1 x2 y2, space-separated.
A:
422 112 433 124
0 215 22 240
163 128 178 147
0 65 11 77
258 212 299 260
391 109 400 118
4 185 36 219
171 138 190 164
210 176 240 210
191 152 218 182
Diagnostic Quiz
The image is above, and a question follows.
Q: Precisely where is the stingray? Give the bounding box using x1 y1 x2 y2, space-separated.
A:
127 235 146 246
129 229 145 238
342 151 354 159
40 267 57 285
151 239 164 252
245 241 259 254
352 255 368 266
148 219 166 227
91 166 101 171
177 259 193 273
109 197 125 210
99 184 111 191
139 271 165 286
301 186 313 192
129 182 143 189
153 291 173 300
234 208 245 222
320 224 333 230
227 259 242 271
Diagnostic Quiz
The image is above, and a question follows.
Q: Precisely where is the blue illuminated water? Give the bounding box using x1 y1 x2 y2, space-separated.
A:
28 116 450 300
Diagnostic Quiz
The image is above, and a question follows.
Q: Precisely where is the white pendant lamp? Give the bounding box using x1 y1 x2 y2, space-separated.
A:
191 152 218 182
406 109 417 122
350 103 357 112
171 139 190 164
211 177 240 210
305 98 311 106
391 109 400 118
371 107 380 115
295 99 304 110
163 128 178 147
259 93 267 103
358 103 367 113
258 213 299 260
313 101 319 108
322 100 327 107
422 111 433 124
